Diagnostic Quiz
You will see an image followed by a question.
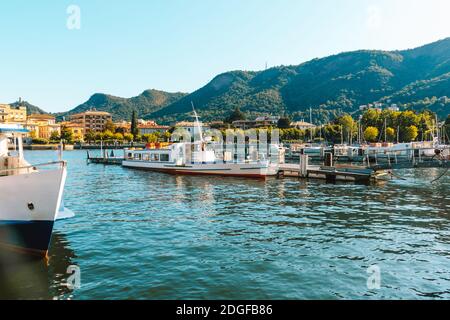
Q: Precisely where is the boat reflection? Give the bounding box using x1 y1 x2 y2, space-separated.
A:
0 232 76 300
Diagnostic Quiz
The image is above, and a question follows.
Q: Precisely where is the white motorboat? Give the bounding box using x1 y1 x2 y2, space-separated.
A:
123 110 283 178
0 124 67 257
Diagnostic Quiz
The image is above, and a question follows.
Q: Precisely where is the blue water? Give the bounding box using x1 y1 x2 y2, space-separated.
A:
1 150 449 300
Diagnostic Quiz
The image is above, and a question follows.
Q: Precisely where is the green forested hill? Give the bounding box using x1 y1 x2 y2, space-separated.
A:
54 37 450 123
56 89 187 121
148 37 450 123
10 101 47 115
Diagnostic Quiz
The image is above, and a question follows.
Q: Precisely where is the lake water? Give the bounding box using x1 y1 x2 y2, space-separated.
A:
1 150 449 300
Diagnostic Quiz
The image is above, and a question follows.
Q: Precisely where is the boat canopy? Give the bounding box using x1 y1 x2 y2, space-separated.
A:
0 124 29 133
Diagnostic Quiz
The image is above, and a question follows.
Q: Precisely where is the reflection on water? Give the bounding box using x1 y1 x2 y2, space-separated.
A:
3 150 450 299
0 233 76 300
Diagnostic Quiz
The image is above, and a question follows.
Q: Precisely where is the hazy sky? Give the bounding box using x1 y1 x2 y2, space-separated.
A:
1 0 449 112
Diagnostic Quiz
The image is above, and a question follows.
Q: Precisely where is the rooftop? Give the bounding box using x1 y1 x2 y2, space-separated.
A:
175 121 210 127
138 124 170 129
28 114 55 120
71 110 112 117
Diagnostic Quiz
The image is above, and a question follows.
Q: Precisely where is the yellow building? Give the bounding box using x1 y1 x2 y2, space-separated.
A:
69 110 113 132
60 122 85 142
0 104 27 124
26 114 61 140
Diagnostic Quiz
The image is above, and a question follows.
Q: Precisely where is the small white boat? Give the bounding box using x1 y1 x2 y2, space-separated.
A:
0 124 68 257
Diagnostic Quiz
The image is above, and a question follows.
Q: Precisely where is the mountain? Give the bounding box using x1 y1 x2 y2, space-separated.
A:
147 37 450 123
10 101 48 115
56 89 187 121
57 37 450 123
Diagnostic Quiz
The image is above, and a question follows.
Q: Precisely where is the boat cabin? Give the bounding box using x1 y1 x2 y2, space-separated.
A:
0 124 30 176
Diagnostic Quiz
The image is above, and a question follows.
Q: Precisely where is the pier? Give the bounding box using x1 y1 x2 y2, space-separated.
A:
87 150 124 165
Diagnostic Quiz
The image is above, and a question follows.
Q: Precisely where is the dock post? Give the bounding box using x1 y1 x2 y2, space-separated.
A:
324 152 333 167
299 154 309 178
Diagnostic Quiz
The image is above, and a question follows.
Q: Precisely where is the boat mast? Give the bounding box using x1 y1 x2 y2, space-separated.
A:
192 102 204 143
435 114 440 145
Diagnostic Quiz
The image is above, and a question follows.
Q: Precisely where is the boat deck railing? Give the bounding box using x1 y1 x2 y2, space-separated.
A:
0 161 66 176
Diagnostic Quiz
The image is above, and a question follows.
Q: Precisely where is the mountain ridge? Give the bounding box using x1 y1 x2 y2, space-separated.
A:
24 37 450 123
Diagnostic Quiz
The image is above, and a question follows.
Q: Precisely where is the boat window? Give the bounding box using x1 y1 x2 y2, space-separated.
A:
134 153 142 160
160 154 169 162
128 153 133 159
142 154 150 161
151 154 160 161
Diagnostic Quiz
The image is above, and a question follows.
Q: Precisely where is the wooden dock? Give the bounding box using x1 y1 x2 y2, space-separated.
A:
279 163 381 184
87 151 124 165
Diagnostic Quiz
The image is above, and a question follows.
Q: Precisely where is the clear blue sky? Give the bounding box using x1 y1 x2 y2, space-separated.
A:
1 0 449 112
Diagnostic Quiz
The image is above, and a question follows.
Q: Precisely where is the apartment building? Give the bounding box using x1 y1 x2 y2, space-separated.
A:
0 104 27 124
26 114 61 139
69 110 112 132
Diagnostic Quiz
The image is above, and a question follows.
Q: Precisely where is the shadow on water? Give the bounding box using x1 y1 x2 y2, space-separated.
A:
0 232 76 300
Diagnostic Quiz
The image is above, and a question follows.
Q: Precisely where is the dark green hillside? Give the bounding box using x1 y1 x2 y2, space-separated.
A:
56 89 187 121
57 37 450 123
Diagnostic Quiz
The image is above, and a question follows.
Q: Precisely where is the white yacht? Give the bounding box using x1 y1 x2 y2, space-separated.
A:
0 124 67 257
123 111 283 178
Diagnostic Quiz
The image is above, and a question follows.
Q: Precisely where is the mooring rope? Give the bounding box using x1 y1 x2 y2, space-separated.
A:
431 166 449 183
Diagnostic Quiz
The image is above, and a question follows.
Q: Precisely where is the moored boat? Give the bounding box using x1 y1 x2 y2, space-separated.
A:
0 124 67 257
123 110 283 178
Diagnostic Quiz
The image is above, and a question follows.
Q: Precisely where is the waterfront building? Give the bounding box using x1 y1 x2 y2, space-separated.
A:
175 121 210 135
232 116 280 129
0 104 27 124
60 121 85 141
291 121 317 130
387 104 400 112
114 121 131 133
26 114 61 139
69 110 112 132
139 124 170 135
138 119 157 126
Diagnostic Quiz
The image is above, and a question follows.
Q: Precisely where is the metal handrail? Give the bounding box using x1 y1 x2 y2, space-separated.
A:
0 160 66 174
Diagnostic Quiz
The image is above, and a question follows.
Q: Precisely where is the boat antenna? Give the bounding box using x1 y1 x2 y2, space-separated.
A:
191 102 204 143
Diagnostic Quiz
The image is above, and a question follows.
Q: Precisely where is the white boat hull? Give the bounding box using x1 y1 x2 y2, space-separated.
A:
123 160 279 178
0 167 67 256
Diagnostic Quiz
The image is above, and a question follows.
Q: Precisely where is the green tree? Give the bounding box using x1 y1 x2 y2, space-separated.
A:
131 110 139 137
50 131 60 142
225 107 246 124
277 117 292 129
124 133 134 142
143 133 158 143
114 132 124 142
386 127 396 142
163 131 172 142
85 130 95 143
60 125 74 144
336 114 357 143
134 134 142 142
104 120 116 133
95 132 105 142
364 126 379 142
323 124 342 144
403 125 419 142
361 109 381 128
103 130 114 141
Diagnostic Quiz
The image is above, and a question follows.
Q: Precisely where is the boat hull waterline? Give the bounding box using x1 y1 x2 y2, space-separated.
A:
122 161 279 178
0 167 67 257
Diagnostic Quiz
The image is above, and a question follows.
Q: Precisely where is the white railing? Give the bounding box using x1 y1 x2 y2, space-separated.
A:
0 161 66 176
